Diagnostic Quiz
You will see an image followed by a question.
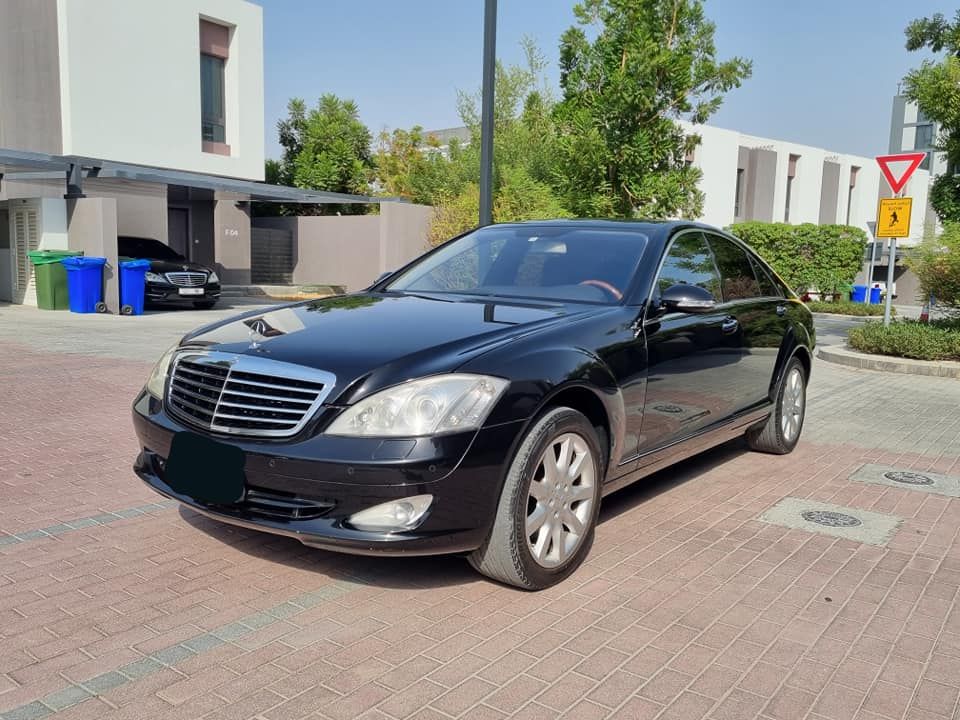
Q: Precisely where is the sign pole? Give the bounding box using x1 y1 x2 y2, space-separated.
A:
883 236 896 326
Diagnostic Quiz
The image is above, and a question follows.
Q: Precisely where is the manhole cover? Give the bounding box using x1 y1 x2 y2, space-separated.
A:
801 510 862 527
883 471 934 486
653 404 685 414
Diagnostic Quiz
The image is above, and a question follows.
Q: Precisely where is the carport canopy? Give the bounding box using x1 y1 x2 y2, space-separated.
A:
0 147 384 204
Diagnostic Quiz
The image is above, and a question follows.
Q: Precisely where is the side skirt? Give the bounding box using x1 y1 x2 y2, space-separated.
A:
600 404 772 497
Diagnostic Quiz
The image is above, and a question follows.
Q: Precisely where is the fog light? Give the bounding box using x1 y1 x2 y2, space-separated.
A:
348 495 433 532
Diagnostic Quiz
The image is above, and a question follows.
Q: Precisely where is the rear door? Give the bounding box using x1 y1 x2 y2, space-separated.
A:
704 233 789 412
639 231 743 455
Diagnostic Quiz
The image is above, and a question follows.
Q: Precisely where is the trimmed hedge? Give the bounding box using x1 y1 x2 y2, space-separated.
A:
806 300 892 317
729 222 865 297
848 319 960 361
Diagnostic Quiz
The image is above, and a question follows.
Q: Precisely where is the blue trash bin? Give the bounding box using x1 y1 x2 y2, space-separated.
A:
851 285 868 303
869 286 882 304
119 259 151 315
61 256 107 313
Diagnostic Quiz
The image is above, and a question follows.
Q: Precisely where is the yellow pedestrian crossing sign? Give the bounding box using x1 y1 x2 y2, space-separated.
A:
876 197 912 238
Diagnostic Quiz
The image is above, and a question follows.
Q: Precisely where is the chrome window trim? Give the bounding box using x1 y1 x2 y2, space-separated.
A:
166 350 336 438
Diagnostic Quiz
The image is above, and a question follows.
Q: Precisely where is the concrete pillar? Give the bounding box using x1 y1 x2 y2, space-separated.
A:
214 192 251 284
66 197 120 313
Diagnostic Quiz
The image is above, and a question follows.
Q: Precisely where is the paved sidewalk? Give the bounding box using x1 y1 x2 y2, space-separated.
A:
2 313 960 720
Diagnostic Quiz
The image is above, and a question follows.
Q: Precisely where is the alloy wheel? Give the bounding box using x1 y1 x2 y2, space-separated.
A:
780 367 805 443
525 432 596 568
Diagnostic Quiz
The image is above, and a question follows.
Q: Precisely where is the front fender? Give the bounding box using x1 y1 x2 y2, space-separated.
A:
460 346 625 479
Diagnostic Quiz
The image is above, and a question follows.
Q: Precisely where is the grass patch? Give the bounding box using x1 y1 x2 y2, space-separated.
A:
848 318 960 361
806 300 891 316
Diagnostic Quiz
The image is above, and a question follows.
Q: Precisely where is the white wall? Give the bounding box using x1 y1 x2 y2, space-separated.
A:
690 124 740 229
55 0 264 180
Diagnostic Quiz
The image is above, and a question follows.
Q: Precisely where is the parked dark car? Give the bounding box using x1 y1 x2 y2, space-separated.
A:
118 236 221 309
132 220 814 589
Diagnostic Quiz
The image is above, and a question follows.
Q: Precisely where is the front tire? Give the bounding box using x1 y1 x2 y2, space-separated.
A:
469 407 602 590
746 357 806 454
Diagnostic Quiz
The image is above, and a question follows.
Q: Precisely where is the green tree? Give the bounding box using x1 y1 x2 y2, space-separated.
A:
554 0 751 219
274 95 373 215
374 126 465 205
903 12 960 221
909 222 960 313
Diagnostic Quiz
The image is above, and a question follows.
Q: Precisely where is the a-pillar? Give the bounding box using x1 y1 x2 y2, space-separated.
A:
66 198 120 314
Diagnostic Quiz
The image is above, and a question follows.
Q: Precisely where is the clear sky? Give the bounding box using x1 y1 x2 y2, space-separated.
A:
257 0 942 161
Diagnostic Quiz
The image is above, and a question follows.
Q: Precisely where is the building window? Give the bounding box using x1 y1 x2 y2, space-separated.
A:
914 123 934 151
201 54 226 143
200 20 230 154
785 154 799 223
846 166 859 226
734 168 744 217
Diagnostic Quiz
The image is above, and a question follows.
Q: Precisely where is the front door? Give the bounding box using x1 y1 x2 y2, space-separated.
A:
638 231 743 457
167 207 190 259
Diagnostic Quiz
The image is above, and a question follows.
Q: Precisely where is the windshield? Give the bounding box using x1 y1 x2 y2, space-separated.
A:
385 225 648 304
118 237 184 261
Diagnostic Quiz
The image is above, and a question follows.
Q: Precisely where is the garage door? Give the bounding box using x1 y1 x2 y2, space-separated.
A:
251 227 294 284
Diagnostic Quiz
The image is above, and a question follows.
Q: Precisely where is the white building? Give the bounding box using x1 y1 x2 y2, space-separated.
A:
889 94 943 234
688 123 929 245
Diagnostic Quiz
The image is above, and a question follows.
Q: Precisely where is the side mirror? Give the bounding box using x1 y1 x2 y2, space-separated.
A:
660 284 717 313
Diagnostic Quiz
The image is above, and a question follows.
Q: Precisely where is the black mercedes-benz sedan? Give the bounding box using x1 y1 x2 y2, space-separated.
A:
132 220 814 589
118 236 221 310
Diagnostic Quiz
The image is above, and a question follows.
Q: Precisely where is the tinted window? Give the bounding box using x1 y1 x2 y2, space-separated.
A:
749 255 782 298
657 232 721 299
387 226 648 304
119 237 183 261
708 235 761 301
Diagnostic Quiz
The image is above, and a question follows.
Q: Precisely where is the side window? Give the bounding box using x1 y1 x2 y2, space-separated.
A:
707 235 761 301
657 232 721 299
749 255 782 298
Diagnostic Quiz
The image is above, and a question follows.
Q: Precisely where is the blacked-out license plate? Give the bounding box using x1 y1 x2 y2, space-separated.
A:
164 432 245 504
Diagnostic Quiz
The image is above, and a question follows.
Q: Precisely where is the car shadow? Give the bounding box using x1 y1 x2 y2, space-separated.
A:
177 436 751 592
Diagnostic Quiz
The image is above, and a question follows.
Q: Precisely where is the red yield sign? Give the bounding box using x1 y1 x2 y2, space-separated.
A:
876 152 926 194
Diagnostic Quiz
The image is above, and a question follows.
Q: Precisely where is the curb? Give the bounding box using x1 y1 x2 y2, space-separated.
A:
817 346 960 378
810 312 886 321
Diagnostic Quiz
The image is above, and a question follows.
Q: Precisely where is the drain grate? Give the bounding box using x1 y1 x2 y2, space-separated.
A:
883 471 935 486
801 510 862 527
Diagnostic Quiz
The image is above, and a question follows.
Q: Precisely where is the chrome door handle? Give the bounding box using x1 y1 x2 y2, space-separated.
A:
721 317 739 334
776 304 787 316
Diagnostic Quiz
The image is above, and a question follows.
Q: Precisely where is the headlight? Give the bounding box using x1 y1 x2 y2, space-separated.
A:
145 271 164 283
326 374 508 437
208 271 219 283
145 345 178 398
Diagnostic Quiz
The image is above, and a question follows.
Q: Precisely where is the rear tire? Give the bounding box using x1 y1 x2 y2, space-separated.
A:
468 407 602 590
747 356 806 454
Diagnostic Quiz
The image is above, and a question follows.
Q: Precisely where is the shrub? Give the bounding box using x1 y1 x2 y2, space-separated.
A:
805 300 892 317
729 222 866 298
848 319 960 361
908 222 960 314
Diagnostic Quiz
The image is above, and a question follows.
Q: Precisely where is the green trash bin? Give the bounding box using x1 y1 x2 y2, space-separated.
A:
27 250 83 310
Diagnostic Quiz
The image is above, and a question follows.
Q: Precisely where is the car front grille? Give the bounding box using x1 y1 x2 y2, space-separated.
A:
165 272 208 287
166 351 336 438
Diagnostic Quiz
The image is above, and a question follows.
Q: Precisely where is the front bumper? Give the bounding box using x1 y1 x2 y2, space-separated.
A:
132 391 522 556
146 281 221 304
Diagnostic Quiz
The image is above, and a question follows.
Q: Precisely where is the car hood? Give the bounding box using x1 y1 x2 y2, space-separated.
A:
146 258 213 274
180 293 595 403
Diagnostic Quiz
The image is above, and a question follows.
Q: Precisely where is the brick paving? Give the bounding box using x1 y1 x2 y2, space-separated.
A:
2 308 960 719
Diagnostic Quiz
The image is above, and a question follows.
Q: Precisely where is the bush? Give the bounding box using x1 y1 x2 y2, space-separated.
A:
729 222 866 298
848 319 960 361
908 222 960 314
806 300 891 316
